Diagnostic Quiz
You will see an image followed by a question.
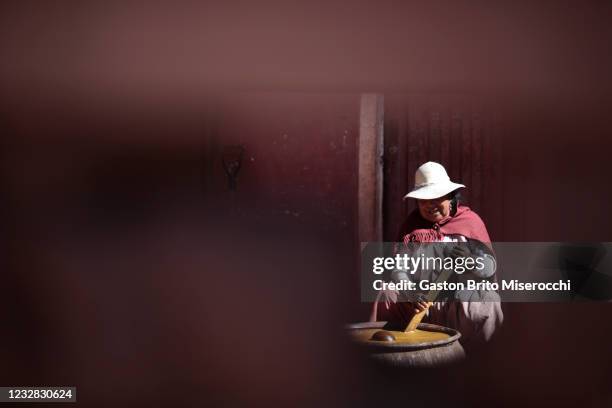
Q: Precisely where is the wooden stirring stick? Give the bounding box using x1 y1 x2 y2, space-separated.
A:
404 267 454 332
404 301 433 332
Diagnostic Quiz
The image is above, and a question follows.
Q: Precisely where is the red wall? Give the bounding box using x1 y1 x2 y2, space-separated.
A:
203 93 360 236
384 94 612 242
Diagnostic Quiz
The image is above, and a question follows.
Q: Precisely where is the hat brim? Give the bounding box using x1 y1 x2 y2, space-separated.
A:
403 182 465 200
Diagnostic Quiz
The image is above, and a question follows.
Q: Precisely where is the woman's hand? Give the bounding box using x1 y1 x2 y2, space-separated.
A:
378 289 429 311
448 244 471 258
413 299 430 313
370 290 430 322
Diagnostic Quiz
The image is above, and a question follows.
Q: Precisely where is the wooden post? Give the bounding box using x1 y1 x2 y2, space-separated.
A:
358 94 384 244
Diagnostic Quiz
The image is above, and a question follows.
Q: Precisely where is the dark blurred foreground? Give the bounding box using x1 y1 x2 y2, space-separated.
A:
2 163 612 407
2 1 612 407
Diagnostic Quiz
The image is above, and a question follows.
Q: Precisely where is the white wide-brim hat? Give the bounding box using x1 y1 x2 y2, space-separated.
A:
404 161 465 200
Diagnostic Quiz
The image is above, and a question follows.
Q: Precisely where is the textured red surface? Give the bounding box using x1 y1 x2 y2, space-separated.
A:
2 1 612 407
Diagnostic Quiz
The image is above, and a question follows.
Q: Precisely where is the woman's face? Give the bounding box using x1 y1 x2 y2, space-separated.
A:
417 195 451 223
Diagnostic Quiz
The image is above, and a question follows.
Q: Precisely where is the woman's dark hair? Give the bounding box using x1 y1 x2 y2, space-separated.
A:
449 189 462 216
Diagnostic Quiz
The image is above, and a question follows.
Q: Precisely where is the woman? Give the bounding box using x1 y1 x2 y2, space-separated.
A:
372 161 503 351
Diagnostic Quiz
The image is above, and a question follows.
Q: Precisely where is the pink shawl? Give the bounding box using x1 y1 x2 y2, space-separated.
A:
402 205 491 246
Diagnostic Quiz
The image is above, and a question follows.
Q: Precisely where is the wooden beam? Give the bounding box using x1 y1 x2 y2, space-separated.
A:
358 94 384 243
